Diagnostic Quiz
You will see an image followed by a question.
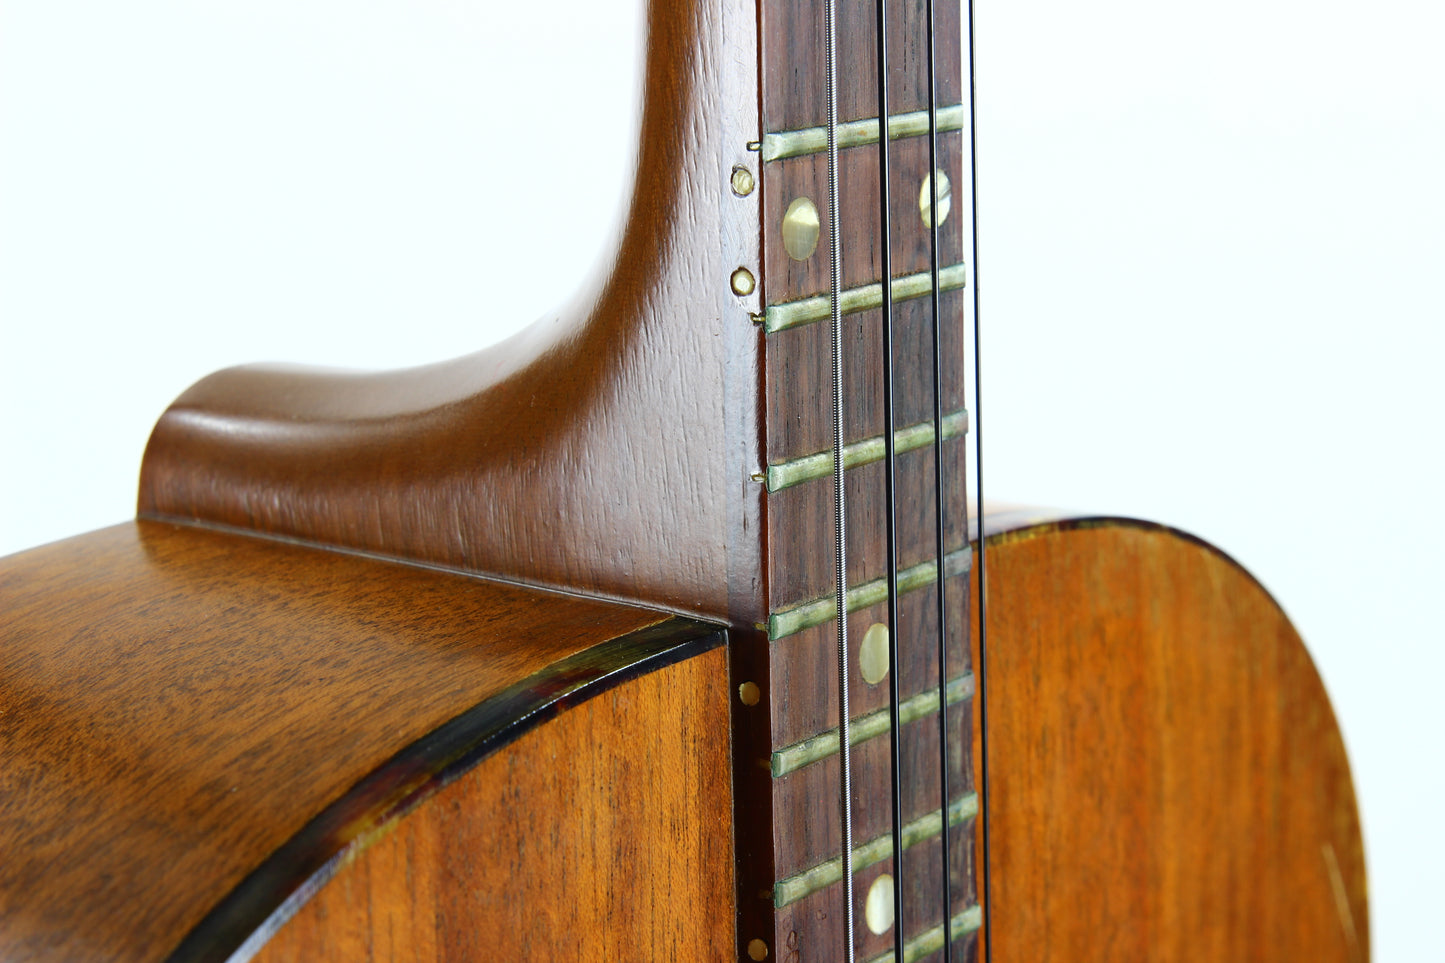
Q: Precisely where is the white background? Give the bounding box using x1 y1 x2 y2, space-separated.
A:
2 1 1440 957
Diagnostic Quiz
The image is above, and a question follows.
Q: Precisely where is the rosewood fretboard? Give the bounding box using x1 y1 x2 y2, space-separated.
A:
734 0 978 958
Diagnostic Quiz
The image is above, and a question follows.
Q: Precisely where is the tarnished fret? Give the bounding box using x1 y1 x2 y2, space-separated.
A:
767 410 968 492
772 674 974 777
862 907 984 963
761 263 967 335
768 547 971 641
772 794 978 907
761 104 967 163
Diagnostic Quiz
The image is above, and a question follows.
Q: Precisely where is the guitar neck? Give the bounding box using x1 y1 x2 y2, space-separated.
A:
742 0 979 957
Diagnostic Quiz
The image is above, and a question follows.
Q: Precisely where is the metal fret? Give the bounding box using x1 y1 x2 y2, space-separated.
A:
761 104 967 163
862 907 984 963
768 548 971 641
761 263 966 335
771 674 975 777
773 794 978 907
766 410 967 492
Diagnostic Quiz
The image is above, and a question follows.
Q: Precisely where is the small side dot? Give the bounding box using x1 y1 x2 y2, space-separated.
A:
747 938 769 960
731 165 756 196
731 267 757 297
738 681 761 706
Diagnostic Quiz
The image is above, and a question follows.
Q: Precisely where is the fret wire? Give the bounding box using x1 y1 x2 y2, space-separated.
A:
873 0 906 956
760 104 967 163
824 0 856 955
964 0 992 960
923 0 953 955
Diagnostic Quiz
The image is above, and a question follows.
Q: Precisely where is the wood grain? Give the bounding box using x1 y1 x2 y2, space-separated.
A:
977 519 1369 963
253 646 735 962
0 520 720 963
137 0 766 627
1 0 1372 953
760 0 963 131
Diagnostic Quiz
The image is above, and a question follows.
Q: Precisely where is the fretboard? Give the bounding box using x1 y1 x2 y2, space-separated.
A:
733 0 981 958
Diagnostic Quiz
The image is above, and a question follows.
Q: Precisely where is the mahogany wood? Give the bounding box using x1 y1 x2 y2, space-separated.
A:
251 646 735 962
977 519 1368 962
137 0 766 626
125 0 982 951
0 520 720 963
0 0 1373 955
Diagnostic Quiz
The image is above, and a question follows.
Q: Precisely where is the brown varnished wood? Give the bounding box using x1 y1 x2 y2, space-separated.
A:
137 0 765 626
122 0 984 952
0 0 1373 952
251 645 735 962
977 519 1368 962
0 519 721 962
760 0 963 131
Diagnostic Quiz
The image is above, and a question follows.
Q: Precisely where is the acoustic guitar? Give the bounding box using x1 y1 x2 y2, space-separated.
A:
0 0 1366 960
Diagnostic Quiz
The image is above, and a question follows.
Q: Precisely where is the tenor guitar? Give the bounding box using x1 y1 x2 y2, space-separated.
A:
0 0 1365 960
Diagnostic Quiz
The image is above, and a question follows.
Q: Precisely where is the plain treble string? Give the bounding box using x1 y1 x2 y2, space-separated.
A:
964 0 991 960
872 0 908 958
824 0 856 957
923 0 955 956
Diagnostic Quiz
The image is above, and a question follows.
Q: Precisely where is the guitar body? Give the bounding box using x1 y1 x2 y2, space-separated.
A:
0 515 1363 962
255 516 1368 963
0 0 1365 959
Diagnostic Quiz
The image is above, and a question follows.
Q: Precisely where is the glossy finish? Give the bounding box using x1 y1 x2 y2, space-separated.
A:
978 519 1368 962
0 520 718 963
252 646 735 963
138 0 765 626
0 0 1372 956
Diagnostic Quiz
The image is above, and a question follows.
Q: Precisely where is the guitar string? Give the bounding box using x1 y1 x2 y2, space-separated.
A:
922 0 955 955
825 0 857 955
872 0 907 957
964 0 992 959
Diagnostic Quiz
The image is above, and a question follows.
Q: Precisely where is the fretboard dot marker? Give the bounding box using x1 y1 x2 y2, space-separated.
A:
747 937 770 960
782 196 821 261
730 267 757 297
919 169 953 228
859 622 890 686
865 872 896 935
738 681 762 707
